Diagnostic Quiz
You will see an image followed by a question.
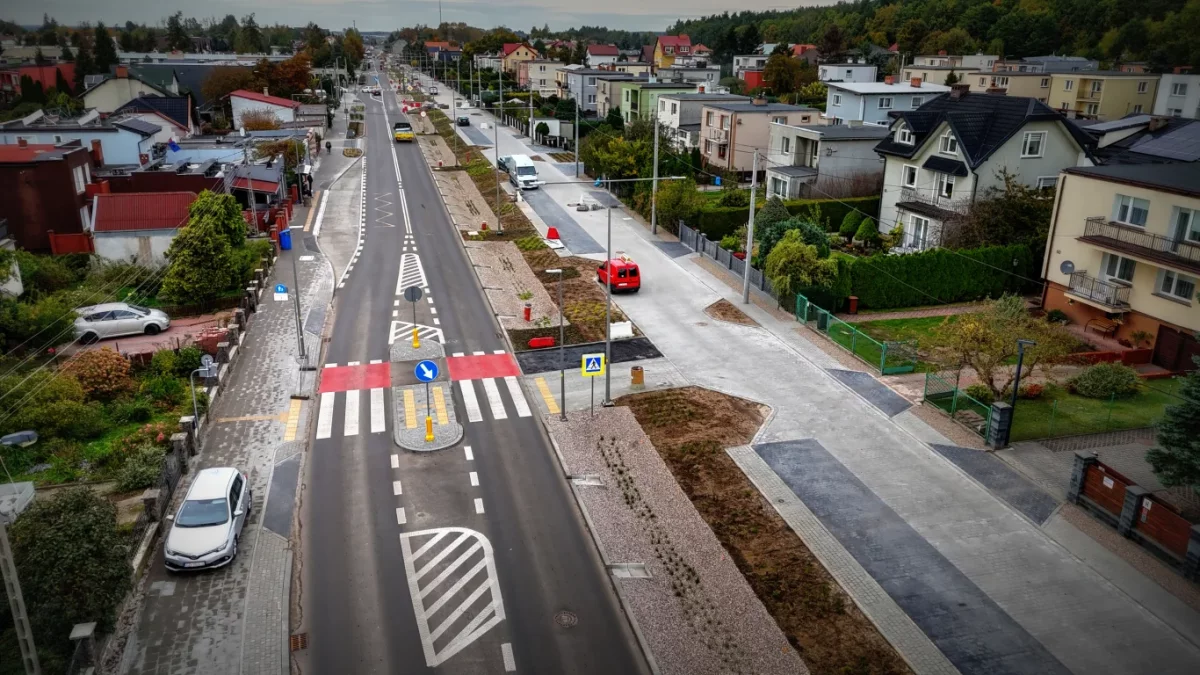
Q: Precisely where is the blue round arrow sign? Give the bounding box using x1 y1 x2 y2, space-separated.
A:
414 360 439 382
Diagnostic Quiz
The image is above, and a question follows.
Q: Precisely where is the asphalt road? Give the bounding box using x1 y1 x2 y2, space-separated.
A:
299 69 648 675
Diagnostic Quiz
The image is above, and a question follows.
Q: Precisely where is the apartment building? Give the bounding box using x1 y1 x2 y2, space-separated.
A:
518 60 563 97
970 72 1054 101
621 82 695 123
902 65 982 88
824 78 951 126
1047 72 1160 120
912 53 998 71
994 55 1099 73
1153 74 1200 119
699 100 818 177
656 92 750 150
595 74 640 118
818 63 877 83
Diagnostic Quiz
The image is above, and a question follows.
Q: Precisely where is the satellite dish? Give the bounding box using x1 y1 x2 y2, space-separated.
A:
1059 260 1075 275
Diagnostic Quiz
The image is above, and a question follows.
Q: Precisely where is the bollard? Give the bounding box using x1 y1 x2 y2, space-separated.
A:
524 303 532 322
481 221 488 231
412 327 420 349
425 416 434 442
631 366 644 387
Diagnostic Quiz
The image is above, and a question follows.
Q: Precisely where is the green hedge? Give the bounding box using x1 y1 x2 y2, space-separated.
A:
691 196 880 240
848 244 1037 310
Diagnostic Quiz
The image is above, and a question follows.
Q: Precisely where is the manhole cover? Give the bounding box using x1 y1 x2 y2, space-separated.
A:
554 611 578 628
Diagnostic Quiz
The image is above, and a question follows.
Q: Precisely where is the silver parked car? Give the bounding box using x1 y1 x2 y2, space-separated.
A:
74 302 170 343
164 467 251 572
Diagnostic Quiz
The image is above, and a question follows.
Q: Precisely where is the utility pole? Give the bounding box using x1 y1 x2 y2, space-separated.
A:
742 150 758 304
650 111 660 234
242 144 258 231
494 74 503 232
603 201 613 405
573 95 579 177
1 518 40 675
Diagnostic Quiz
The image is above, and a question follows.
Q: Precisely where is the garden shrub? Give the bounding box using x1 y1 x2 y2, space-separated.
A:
142 374 186 409
1068 362 1140 399
111 398 154 424
174 346 203 376
719 234 742 252
116 445 166 492
848 244 1037 310
717 189 750 207
839 211 862 238
964 383 995 405
854 218 880 244
114 422 175 458
65 348 135 401
15 251 80 295
514 235 548 251
151 349 178 376
691 196 881 241
1019 383 1045 399
1046 309 1069 324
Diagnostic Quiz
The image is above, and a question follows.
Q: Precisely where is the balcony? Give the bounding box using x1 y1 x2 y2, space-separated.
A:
707 127 729 142
1079 216 1200 275
1066 271 1132 310
897 187 969 220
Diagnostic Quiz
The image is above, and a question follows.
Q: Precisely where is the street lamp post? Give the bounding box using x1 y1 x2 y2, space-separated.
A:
1011 339 1038 409
546 268 567 420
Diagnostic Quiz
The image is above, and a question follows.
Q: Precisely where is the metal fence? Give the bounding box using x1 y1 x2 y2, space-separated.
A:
923 371 993 442
678 222 777 298
796 294 918 375
1010 381 1185 442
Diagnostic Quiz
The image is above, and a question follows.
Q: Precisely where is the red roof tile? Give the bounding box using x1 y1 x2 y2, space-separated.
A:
657 35 692 49
587 45 620 56
93 192 197 233
229 89 302 109
693 44 712 54
232 177 280 193
502 43 536 57
0 143 60 163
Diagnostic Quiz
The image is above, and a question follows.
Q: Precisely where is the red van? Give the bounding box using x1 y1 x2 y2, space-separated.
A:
597 256 641 292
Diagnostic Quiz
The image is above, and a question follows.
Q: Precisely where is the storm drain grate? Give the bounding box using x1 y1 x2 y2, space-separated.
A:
609 563 651 579
289 633 309 652
571 475 604 487
554 611 578 628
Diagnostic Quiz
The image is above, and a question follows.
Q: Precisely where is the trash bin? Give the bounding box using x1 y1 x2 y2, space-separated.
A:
279 228 293 251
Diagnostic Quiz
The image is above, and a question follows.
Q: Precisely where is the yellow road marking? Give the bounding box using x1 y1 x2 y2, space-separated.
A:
535 377 560 415
303 190 321 232
433 385 449 425
283 399 303 441
403 389 417 429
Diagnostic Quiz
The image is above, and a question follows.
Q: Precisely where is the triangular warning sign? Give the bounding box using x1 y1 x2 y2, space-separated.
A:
586 358 601 372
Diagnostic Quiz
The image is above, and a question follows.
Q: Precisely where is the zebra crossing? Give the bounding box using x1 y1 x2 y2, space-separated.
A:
454 376 533 424
315 387 390 440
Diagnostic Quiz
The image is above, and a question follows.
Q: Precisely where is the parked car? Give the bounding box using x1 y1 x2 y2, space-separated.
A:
497 155 512 173
597 256 641 292
163 467 251 572
74 302 170 343
457 115 470 126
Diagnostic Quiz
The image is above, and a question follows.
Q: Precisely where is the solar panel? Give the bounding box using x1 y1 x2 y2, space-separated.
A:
1086 115 1150 132
1131 122 1200 162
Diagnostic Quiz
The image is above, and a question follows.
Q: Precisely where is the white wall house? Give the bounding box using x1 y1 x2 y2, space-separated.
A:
733 55 768 79
0 112 158 166
1153 74 1200 119
875 90 1094 252
90 191 197 265
818 63 877 83
765 122 889 199
80 68 173 114
824 80 950 126
656 93 751 150
229 90 300 131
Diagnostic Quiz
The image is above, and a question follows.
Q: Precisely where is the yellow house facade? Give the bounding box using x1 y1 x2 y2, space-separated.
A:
969 72 1054 102
501 43 539 75
1042 164 1200 371
1046 72 1159 120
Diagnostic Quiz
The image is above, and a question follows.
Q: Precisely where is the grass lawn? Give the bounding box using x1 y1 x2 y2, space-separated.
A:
1011 378 1184 442
823 315 959 372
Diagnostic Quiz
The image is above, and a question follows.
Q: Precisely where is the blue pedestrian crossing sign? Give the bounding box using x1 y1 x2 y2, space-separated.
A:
275 284 287 294
415 360 439 382
580 353 605 377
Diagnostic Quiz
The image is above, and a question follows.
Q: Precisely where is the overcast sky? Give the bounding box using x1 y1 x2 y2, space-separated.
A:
8 0 828 34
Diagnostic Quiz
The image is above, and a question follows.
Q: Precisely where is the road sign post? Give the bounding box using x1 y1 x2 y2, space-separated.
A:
581 353 605 417
414 359 439 442
404 285 424 348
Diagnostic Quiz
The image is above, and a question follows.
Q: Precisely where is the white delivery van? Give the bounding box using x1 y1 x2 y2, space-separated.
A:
507 154 539 190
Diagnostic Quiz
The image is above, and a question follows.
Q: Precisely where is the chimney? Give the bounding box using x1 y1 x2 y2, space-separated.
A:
751 95 767 106
698 85 705 93
938 50 947 56
115 65 128 78
90 139 104 166
1148 116 1170 132
950 83 970 100
17 138 27 147
884 75 894 85
910 77 922 88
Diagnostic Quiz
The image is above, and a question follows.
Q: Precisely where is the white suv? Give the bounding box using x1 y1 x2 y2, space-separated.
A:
164 467 251 572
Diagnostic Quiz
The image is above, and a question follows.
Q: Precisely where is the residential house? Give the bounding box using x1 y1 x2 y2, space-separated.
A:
113 96 195 138
902 65 982 88
818 63 878 83
1118 63 1151 74
1047 72 1159 120
640 45 655 66
0 45 64 62
586 45 620 68
595 74 641 119
765 122 889 199
9 63 77 97
0 69 18 102
1041 163 1200 371
425 42 461 62
556 64 583 98
229 89 302 130
475 53 503 72
621 82 696 123
81 66 172 114
912 53 998 71
994 55 1099 73
129 62 238 108
602 62 652 76
733 55 768 80
656 92 751 150
1080 115 1200 167
824 79 951 126
971 72 1054 102
742 70 765 92
652 35 692 69
873 88 1095 251
699 100 819 177
90 191 198 265
519 60 564 97
0 110 160 166
0 141 95 251
1153 74 1200 119
501 43 539 75
657 66 722 87
564 69 628 113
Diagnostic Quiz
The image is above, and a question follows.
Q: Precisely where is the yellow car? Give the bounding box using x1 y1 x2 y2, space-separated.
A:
393 121 414 142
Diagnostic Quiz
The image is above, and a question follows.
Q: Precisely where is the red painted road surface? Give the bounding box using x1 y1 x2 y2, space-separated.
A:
446 353 520 381
319 363 392 393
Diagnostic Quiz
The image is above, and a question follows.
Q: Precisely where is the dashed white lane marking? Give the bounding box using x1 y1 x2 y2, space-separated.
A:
394 300 400 307
492 350 506 355
347 360 361 366
399 528 506 667
426 297 434 304
472 351 486 356
430 307 437 315
370 359 383 364
464 445 474 461
474 498 485 514
325 363 337 368
480 378 507 420
371 388 386 433
391 454 400 469
433 318 440 325
501 643 515 672
504 377 532 418
459 380 483 423
397 507 407 525
393 480 403 496
452 352 465 357
393 310 399 318
343 390 360 436
469 471 479 487
316 392 335 439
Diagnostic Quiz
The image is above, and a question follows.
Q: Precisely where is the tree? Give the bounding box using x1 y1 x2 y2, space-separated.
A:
652 177 706 234
737 23 761 56
201 66 258 105
304 23 326 52
896 19 928 56
93 23 118 72
944 69 960 86
159 196 238 304
60 44 73 61
9 488 132 667
73 40 95 92
234 13 264 54
166 11 190 52
819 24 844 56
763 53 801 95
931 295 1077 398
186 191 247 249
754 195 791 231
764 230 839 299
761 217 829 261
19 75 46 104
239 109 281 130
948 171 1056 256
1147 361 1200 488
343 28 365 68
53 67 71 96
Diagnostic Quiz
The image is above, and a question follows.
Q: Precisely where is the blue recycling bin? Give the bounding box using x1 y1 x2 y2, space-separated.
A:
279 228 293 251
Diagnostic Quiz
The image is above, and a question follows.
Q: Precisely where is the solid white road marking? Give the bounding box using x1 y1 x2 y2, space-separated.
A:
393 480 403 496
316 392 335 439
371 388 386 433
469 471 479 487
343 390 360 436
347 361 361 366
493 350 506 355
501 643 515 672
391 454 399 469
397 507 407 525
370 359 383 364
473 351 486 356
452 352 465 357
481 378 507 420
459 380 483 423
325 363 337 368
474 498 485 514
464 445 474 461
504 377 532 418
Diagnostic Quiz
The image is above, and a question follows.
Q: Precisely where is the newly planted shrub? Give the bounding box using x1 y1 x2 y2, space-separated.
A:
839 211 862 238
1068 362 1140 399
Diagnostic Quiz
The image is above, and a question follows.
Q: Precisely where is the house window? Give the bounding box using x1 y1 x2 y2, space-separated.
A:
1171 82 1188 96
781 136 791 154
902 165 918 187
587 77 596 85
770 176 786 197
810 142 818 167
1173 207 1200 243
1168 108 1183 117
1157 269 1196 302
771 116 786 124
1090 80 1103 94
994 77 1009 87
1102 253 1136 283
1085 103 1099 116
896 125 914 144
705 111 714 126
721 115 729 130
1137 81 1148 93
832 93 841 106
1113 194 1150 227
1021 131 1046 158
1133 104 1143 113
907 214 931 249
704 139 713 154
1063 79 1075 91
72 165 86 194
671 103 677 114
717 143 727 159
587 94 596 104
937 173 955 199
939 133 958 155
979 77 987 86
911 96 923 108
79 205 90 229
1040 78 1050 88
1036 176 1058 190
878 97 893 109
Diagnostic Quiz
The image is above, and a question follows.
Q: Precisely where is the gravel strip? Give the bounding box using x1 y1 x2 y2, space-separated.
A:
548 409 806 675
464 240 566 329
